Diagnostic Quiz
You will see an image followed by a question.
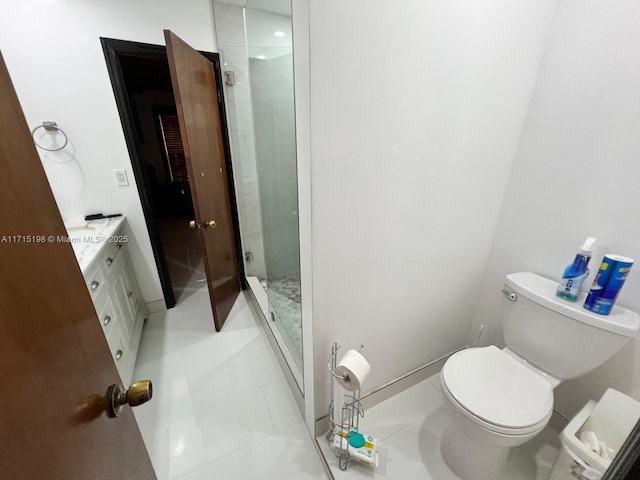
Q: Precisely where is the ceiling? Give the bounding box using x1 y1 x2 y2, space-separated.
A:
216 0 291 17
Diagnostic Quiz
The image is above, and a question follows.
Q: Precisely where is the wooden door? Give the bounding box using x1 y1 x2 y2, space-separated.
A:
0 52 156 479
165 31 241 331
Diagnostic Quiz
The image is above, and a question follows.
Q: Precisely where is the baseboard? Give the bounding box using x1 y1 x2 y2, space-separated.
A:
549 409 569 433
314 347 464 436
146 299 166 314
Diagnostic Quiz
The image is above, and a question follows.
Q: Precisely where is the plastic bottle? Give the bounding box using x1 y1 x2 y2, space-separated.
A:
556 237 597 302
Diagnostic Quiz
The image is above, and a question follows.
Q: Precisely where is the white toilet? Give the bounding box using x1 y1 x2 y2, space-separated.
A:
439 272 640 480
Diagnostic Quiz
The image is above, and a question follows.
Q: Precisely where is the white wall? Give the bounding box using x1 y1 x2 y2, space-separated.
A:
468 0 640 419
308 0 558 418
0 0 217 303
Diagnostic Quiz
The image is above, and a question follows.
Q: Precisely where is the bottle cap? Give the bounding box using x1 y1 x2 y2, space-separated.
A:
579 237 597 255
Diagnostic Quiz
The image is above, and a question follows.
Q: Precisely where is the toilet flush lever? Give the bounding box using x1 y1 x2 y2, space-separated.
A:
501 289 517 302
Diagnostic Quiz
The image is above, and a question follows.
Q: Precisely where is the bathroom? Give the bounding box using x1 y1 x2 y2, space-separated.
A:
1 0 640 478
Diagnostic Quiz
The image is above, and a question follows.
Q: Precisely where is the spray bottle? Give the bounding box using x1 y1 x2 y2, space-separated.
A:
556 237 597 302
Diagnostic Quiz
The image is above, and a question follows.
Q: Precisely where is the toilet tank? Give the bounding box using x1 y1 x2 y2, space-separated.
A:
501 272 640 380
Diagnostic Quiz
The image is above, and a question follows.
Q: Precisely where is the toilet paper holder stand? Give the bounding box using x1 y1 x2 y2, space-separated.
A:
327 341 365 471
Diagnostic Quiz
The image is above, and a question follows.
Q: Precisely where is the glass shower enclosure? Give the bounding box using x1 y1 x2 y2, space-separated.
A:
213 1 303 386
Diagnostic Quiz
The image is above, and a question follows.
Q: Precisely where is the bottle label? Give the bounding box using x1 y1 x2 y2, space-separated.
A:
557 272 587 301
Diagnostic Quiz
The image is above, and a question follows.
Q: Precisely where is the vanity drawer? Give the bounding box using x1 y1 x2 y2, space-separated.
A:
96 296 119 339
102 239 125 275
109 334 128 377
84 261 106 300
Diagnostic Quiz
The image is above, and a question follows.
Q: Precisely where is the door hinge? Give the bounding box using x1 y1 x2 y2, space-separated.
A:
216 88 222 104
224 71 235 86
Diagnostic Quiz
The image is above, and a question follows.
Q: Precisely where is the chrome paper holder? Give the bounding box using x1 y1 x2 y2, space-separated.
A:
327 342 365 471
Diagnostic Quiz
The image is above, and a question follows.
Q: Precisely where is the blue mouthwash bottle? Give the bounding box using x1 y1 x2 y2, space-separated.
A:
556 237 597 302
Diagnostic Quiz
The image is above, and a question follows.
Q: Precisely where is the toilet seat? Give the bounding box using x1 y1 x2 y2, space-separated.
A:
441 346 553 435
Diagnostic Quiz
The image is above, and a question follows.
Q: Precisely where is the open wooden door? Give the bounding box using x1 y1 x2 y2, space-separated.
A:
0 52 156 479
165 30 241 331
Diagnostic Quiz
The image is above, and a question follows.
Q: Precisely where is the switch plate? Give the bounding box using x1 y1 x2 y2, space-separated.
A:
113 169 129 186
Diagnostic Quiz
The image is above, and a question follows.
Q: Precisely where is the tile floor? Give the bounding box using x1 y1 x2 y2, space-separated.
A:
132 269 562 480
131 275 327 479
317 374 561 480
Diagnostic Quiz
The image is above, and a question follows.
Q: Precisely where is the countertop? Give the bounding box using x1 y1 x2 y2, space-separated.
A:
64 216 126 272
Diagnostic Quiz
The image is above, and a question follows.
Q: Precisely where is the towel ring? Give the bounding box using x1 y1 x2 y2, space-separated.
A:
31 121 69 152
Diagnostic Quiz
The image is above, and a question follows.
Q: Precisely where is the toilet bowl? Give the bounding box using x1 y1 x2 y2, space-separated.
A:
437 272 640 480
439 346 553 479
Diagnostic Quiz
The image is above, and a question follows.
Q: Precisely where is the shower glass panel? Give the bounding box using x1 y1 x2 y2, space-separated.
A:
213 1 303 379
248 45 302 371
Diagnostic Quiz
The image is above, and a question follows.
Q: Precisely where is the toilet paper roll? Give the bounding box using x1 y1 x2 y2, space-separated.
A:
335 349 370 391
580 430 600 453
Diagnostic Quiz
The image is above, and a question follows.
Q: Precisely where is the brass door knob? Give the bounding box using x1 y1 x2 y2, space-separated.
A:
108 380 153 417
189 219 217 229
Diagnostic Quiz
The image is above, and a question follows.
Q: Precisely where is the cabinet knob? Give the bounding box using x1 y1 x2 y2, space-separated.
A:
103 315 111 326
106 257 113 266
90 281 99 291
115 349 123 361
127 291 133 298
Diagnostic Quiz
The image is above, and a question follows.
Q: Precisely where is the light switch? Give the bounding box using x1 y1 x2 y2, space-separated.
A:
113 169 129 186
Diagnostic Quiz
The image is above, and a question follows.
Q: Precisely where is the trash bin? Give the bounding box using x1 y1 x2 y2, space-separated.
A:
549 388 640 480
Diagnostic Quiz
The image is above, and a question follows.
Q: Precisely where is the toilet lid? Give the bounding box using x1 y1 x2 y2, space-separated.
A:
442 346 553 429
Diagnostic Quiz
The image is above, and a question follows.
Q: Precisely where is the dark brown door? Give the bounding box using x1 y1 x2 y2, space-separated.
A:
0 52 156 479
165 30 241 331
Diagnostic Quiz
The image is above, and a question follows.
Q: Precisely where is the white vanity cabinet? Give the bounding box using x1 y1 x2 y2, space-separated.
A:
67 217 148 385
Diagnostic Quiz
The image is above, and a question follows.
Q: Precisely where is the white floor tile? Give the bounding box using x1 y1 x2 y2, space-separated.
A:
143 413 239 479
178 450 252 480
133 344 188 388
178 327 248 372
229 345 285 396
141 426 171 480
136 319 212 357
262 378 303 430
187 361 236 410
359 378 445 442
191 387 276 448
132 290 327 480
134 377 194 432
428 373 441 392
318 374 561 480
246 420 327 479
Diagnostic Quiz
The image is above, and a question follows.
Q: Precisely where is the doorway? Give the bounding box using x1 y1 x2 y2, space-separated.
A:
101 38 245 308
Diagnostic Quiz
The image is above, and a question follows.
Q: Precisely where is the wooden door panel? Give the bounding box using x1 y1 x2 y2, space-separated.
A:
0 51 155 479
164 30 240 331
